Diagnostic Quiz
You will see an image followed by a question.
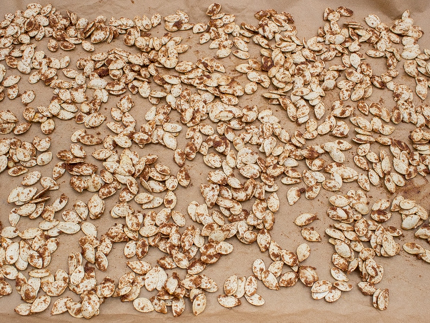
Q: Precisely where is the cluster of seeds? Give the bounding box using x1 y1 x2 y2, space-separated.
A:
0 2 430 318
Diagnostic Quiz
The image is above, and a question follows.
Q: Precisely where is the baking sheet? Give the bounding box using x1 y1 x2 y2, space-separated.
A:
1 0 430 322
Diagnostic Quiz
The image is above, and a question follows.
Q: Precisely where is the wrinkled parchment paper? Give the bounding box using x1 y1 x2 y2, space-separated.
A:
1 0 430 322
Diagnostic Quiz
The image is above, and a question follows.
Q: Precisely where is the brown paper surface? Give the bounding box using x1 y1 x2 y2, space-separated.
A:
1 0 430 322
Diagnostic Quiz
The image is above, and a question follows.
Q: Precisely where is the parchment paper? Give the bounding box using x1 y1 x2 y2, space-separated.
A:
1 0 430 322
